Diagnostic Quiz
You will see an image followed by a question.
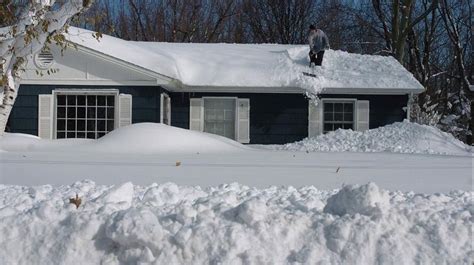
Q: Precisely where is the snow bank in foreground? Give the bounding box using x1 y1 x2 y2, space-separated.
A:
0 123 245 154
324 182 390 217
0 181 471 264
276 121 472 155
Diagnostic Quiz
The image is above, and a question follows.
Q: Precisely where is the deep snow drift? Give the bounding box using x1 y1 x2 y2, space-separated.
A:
1 121 469 156
1 122 471 192
0 123 246 154
270 121 472 156
0 181 471 264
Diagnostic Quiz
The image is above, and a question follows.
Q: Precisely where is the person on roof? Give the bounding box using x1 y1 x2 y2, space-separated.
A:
308 25 330 67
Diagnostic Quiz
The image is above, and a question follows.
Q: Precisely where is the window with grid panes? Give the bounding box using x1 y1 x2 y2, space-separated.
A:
56 94 116 139
203 98 236 140
323 101 355 133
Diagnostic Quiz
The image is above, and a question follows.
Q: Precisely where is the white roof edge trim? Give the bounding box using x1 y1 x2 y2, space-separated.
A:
20 79 161 86
71 42 174 85
165 85 425 95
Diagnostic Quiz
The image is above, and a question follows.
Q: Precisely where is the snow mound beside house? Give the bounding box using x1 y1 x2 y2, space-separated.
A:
91 123 245 154
277 121 472 155
0 123 245 154
0 181 471 264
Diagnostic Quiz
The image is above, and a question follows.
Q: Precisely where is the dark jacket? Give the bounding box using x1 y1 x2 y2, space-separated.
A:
308 29 330 53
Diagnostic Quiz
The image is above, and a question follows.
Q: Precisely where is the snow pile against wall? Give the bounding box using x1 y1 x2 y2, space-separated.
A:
92 123 246 154
0 181 471 264
0 123 246 154
276 121 472 155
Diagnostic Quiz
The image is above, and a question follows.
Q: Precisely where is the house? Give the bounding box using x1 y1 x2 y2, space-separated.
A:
8 27 424 144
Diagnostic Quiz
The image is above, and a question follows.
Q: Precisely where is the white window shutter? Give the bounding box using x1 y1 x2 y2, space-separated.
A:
189 98 203 131
166 95 171 124
308 100 323 137
38 94 53 139
160 93 171 125
237 98 250 143
356 100 370 131
118 94 132 127
160 94 164 123
166 97 171 125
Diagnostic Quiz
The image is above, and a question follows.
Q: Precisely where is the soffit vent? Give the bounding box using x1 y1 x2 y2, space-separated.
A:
34 51 54 70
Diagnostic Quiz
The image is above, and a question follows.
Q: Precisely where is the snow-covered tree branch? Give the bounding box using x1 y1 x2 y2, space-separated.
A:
0 0 94 134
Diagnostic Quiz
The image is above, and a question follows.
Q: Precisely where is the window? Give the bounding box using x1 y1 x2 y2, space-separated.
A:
55 92 117 139
323 101 354 133
189 97 250 143
203 98 236 139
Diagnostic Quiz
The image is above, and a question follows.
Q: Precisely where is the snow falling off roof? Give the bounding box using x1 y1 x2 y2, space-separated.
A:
65 27 424 93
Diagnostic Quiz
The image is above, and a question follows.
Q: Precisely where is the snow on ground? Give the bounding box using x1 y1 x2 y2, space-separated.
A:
261 121 472 156
0 181 471 264
0 123 472 263
0 123 246 154
0 122 472 193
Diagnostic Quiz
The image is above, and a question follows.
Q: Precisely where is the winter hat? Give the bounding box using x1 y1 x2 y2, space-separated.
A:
309 25 316 30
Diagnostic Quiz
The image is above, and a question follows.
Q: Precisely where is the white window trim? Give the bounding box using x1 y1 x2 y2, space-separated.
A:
202 96 239 140
160 93 171 125
320 98 358 131
52 89 120 139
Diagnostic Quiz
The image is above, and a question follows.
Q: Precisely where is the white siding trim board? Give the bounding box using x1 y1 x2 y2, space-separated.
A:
21 79 161 86
168 85 423 95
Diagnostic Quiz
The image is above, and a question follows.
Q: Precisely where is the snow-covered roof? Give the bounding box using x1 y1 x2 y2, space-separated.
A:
65 27 424 94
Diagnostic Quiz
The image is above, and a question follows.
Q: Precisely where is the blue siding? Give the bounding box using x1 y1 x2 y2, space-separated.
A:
9 85 409 144
170 92 408 144
170 93 309 144
8 85 164 135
